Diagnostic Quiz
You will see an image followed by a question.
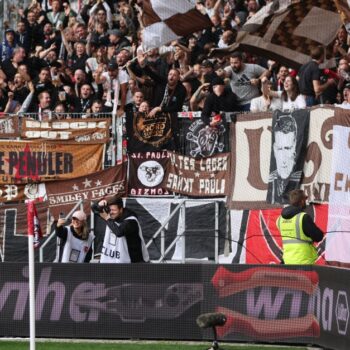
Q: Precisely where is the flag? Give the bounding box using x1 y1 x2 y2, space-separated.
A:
27 201 43 249
334 0 350 32
140 0 212 49
211 0 343 69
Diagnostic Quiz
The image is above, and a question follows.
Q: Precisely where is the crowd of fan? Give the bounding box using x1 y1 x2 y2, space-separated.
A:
0 0 349 125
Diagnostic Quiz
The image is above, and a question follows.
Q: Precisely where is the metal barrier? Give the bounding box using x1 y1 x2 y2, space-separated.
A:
145 198 222 263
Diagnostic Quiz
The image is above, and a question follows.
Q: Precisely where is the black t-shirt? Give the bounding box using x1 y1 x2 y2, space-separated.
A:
298 60 320 97
201 88 238 125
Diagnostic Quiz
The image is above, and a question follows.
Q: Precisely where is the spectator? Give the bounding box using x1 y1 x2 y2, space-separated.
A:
137 53 187 116
250 79 282 112
0 29 18 62
2 47 26 82
297 46 336 106
224 51 268 111
263 76 306 111
201 76 238 125
94 196 149 263
56 210 94 263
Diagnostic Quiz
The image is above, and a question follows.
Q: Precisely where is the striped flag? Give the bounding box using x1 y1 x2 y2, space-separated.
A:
27 201 43 249
211 0 344 69
140 0 212 49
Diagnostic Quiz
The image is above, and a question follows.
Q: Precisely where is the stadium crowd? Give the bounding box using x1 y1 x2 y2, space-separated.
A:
0 0 348 123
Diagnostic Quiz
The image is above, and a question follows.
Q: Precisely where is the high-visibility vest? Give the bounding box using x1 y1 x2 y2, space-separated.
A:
276 212 318 265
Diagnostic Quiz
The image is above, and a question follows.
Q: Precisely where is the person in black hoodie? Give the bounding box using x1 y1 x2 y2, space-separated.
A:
201 77 238 126
276 189 324 265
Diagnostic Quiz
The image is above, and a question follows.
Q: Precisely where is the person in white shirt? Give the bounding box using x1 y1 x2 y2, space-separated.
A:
263 76 306 111
335 84 350 109
56 210 94 263
250 79 282 112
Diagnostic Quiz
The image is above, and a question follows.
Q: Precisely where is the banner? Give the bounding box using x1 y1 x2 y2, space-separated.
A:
128 152 170 196
267 110 310 204
0 264 349 350
0 183 46 203
182 119 229 157
326 125 350 265
0 115 19 138
20 118 110 144
126 111 177 152
0 201 49 261
240 204 328 265
212 0 342 69
164 152 229 197
0 141 104 184
227 107 349 209
141 0 211 49
46 164 127 218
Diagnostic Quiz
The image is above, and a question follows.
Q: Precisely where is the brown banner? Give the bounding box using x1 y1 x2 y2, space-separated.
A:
128 152 171 196
46 164 127 218
20 118 110 143
163 152 230 196
0 115 19 138
0 183 45 203
0 141 104 184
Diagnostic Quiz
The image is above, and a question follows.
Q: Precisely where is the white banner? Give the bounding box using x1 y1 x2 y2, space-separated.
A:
326 125 350 264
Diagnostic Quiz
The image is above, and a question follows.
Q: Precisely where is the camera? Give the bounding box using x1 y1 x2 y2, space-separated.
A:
91 202 110 215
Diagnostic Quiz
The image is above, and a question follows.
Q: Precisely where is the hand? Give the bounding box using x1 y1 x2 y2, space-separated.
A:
137 52 147 68
149 106 161 117
250 78 260 86
8 92 14 100
57 218 66 227
99 210 110 221
117 108 125 117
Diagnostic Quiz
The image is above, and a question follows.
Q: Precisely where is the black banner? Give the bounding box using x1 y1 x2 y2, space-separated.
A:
128 152 170 196
0 264 349 350
182 119 229 157
267 110 310 204
126 111 178 152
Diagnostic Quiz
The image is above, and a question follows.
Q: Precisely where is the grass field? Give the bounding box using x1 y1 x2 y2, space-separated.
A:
0 341 313 350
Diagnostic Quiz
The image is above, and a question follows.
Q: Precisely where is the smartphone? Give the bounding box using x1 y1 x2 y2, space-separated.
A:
59 212 65 219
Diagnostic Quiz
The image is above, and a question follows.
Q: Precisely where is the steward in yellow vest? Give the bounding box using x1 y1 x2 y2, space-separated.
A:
276 189 324 264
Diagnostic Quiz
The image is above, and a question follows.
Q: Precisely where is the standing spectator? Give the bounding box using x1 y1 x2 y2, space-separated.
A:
94 196 149 263
224 51 268 111
56 210 94 263
297 46 336 106
137 53 187 116
201 77 238 125
276 189 323 265
46 0 65 30
1 47 26 82
250 79 282 112
0 29 18 62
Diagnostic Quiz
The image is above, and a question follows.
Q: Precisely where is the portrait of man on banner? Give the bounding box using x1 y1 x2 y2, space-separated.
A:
267 110 310 204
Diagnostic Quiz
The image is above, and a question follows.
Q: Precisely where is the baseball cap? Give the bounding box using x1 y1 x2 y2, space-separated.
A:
72 210 87 221
108 29 123 37
211 77 225 86
5 28 15 35
108 60 118 70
